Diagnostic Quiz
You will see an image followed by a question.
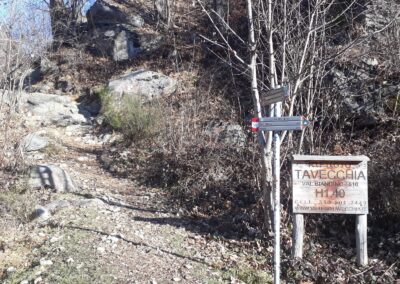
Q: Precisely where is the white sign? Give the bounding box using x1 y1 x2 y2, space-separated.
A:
292 155 369 214
252 116 310 132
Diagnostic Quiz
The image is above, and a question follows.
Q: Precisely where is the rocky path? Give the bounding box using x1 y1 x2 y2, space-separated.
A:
1 93 258 284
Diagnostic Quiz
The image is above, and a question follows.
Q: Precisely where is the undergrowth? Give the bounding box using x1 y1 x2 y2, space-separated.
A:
99 88 162 141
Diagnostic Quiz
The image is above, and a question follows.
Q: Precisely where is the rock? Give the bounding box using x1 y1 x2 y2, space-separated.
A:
20 280 29 284
219 124 246 148
97 246 106 254
363 57 379 66
205 123 247 148
44 200 71 212
28 165 79 192
22 93 88 126
108 70 177 101
33 206 51 221
138 33 163 53
21 133 48 152
87 1 144 28
71 198 104 208
39 259 53 266
113 30 140 61
6 267 16 273
106 235 119 244
87 26 140 62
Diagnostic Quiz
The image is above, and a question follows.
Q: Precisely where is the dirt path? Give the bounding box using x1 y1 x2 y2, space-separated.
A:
1 107 264 284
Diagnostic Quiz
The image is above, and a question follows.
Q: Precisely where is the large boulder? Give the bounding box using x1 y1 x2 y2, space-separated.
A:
86 28 164 62
113 29 140 61
28 165 79 192
22 93 89 126
86 26 141 62
86 1 144 28
108 70 177 101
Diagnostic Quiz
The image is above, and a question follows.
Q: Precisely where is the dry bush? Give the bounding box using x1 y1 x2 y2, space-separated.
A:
99 88 163 141
100 68 265 236
0 1 49 188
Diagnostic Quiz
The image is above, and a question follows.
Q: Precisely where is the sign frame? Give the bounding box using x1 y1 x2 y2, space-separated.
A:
292 155 369 214
291 155 370 266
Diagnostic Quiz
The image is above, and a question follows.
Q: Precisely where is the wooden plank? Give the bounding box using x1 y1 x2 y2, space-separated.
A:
356 214 368 266
292 214 304 258
292 159 368 214
293 155 369 162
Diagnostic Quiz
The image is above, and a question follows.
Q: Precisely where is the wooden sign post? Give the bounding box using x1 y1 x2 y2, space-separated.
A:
291 155 370 266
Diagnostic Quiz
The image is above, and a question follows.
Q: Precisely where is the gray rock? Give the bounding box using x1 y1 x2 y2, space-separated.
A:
128 15 145 28
44 199 71 212
28 165 79 192
39 259 53 266
33 206 51 221
71 198 104 208
22 93 88 126
363 58 378 67
113 30 141 61
21 133 48 152
219 124 246 148
6 267 16 274
138 33 163 53
87 26 140 62
87 1 144 28
108 70 177 101
205 123 247 148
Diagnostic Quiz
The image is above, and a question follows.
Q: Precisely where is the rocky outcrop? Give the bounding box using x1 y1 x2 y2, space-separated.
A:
85 0 163 62
108 70 177 101
20 133 48 152
22 93 89 127
87 1 144 28
28 165 79 192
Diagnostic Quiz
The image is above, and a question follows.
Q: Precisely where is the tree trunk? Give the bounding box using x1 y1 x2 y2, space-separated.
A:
49 0 79 47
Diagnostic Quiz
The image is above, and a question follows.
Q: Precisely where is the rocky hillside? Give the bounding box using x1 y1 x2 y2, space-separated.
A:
0 0 399 283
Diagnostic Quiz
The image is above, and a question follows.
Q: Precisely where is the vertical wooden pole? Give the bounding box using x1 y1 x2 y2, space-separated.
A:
292 213 304 258
356 214 368 266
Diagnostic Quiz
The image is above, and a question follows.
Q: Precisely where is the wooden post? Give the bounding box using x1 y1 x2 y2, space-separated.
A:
292 213 304 258
356 214 368 266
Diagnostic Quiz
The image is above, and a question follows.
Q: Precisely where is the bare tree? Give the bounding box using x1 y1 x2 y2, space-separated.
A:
0 0 45 171
44 0 87 47
194 0 399 231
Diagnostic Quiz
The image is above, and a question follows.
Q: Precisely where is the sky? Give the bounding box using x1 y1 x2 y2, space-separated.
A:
0 0 97 52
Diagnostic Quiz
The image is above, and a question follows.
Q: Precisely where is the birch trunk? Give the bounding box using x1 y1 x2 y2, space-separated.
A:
246 0 274 232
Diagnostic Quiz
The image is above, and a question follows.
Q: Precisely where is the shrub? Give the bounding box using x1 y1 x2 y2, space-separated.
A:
99 88 162 141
